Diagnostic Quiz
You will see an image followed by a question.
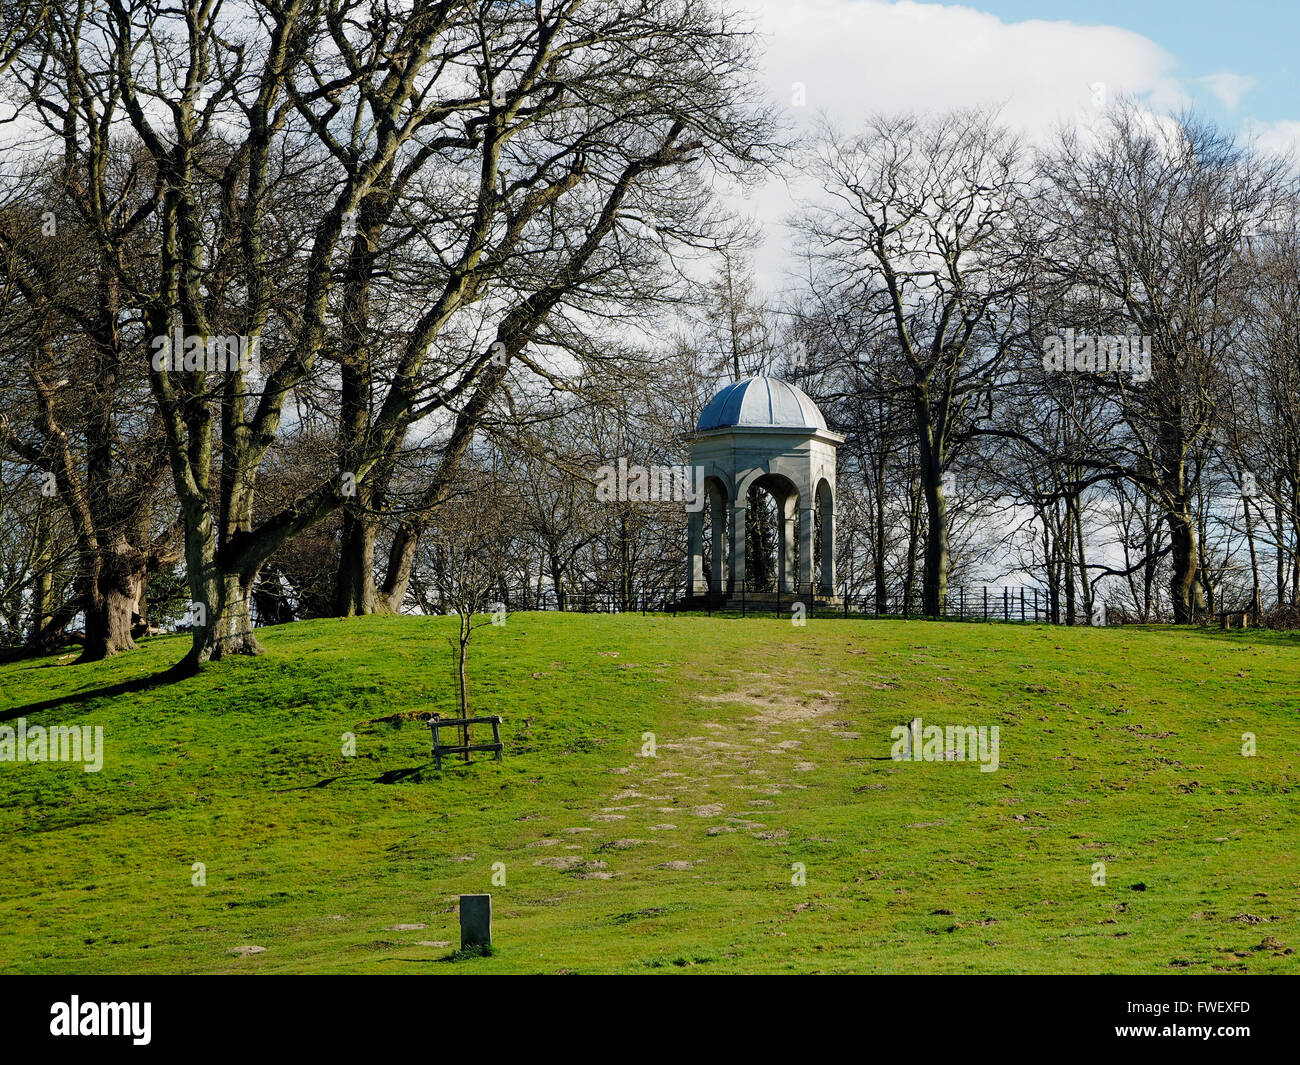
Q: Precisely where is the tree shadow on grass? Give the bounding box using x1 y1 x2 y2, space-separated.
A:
0 661 194 720
374 765 431 784
277 775 346 791
371 947 493 966
1197 628 1300 647
274 764 434 791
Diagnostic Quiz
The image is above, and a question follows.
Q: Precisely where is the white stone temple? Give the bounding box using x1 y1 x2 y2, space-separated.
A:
686 376 843 604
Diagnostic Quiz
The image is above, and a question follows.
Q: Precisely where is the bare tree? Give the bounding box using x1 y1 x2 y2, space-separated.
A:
1 0 775 671
1035 103 1291 622
796 108 1034 615
424 465 516 730
0 169 183 659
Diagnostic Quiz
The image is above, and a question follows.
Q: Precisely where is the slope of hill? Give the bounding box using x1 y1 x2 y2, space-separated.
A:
1 614 1296 974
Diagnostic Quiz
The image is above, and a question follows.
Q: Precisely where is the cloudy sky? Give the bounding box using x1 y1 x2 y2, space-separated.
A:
738 0 1300 290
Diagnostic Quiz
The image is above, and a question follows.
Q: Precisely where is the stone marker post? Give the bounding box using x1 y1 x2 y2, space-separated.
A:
460 894 492 949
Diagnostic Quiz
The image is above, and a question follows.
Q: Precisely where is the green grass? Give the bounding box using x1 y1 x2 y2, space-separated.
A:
1 613 1297 974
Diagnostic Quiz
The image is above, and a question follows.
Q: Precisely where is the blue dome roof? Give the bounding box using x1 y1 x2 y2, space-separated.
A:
696 376 827 432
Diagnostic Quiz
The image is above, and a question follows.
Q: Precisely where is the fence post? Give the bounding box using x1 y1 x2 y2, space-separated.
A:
983 586 988 620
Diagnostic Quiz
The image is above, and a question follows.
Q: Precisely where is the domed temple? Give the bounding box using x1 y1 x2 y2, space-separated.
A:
686 376 844 605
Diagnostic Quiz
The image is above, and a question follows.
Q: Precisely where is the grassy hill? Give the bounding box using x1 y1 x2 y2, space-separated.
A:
1 613 1297 974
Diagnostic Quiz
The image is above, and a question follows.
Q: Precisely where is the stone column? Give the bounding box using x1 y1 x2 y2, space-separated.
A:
729 501 747 596
686 507 704 595
779 492 797 593
819 489 836 595
709 490 726 595
798 506 815 598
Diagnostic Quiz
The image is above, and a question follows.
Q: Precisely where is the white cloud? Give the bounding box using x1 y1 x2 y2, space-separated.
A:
728 0 1199 291
753 0 1186 138
1241 118 1300 164
1197 71 1257 111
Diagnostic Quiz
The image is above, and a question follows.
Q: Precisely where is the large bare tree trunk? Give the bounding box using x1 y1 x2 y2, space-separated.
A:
188 574 262 671
179 515 265 671
1245 497 1263 616
1167 510 1204 623
916 392 948 617
378 523 421 614
921 473 948 617
547 546 568 612
1063 496 1077 625
335 510 378 617
30 507 56 646
902 473 921 615
78 548 147 662
1291 480 1300 603
1074 486 1091 621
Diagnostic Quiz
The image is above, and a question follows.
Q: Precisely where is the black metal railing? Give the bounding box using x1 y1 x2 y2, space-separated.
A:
482 580 1083 624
